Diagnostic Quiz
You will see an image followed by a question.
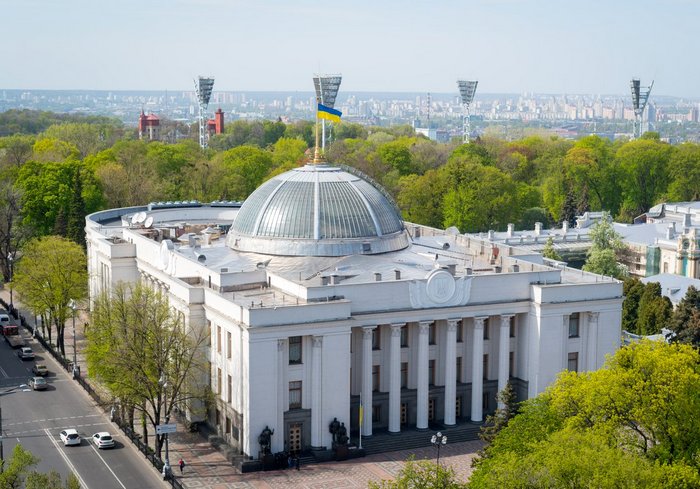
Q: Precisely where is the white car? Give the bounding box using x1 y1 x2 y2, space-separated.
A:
92 431 115 449
60 429 81 446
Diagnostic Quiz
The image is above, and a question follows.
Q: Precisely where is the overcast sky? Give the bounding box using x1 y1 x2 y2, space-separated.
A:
1 0 696 97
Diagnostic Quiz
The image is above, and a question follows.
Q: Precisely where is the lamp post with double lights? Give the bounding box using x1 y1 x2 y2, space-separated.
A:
7 253 13 311
431 431 447 465
68 300 78 378
159 373 172 479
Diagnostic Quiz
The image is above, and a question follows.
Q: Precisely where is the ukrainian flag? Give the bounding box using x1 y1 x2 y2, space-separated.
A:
318 103 342 123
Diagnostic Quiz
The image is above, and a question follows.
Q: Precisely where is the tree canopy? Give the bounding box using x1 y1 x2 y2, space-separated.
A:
469 341 700 488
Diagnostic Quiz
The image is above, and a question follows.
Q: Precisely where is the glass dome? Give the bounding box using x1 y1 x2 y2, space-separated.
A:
226 164 409 256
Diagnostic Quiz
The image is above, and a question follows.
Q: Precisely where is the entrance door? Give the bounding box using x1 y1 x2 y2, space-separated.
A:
288 423 302 454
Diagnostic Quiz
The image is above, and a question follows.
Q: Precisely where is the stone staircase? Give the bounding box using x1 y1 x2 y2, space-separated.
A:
359 422 482 456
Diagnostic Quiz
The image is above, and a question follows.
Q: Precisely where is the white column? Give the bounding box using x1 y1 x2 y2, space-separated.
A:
444 319 458 426
275 339 286 453
361 326 375 437
389 323 403 433
587 312 599 371
498 315 513 408
416 321 430 429
311 335 324 448
471 316 487 422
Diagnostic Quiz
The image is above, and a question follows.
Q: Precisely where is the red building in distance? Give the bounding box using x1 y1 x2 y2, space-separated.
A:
138 110 160 141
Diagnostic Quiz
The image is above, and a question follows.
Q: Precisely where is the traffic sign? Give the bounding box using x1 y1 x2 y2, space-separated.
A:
156 423 177 434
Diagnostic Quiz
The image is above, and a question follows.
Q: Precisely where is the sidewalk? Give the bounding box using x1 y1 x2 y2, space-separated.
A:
2 289 483 487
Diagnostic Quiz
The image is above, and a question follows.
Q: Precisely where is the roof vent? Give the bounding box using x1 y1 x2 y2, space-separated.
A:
394 269 401 280
447 264 456 276
493 266 502 273
414 227 421 238
330 274 341 285
362 242 371 253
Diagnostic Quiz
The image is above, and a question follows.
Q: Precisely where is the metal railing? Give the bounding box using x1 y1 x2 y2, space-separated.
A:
1 298 185 489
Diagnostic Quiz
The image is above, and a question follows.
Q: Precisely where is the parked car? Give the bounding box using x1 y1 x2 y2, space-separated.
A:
17 347 34 360
29 376 47 390
60 429 81 446
32 364 48 376
92 432 115 449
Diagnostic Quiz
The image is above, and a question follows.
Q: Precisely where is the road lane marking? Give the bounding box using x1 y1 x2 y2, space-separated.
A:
89 441 127 489
44 428 90 489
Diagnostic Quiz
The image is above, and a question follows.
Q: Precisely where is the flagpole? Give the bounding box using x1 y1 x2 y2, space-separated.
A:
314 98 322 164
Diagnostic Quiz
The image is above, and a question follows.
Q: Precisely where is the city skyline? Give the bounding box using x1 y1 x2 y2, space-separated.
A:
2 0 697 97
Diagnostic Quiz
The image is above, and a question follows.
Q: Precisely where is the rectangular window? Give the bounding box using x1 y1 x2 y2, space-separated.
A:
509 316 516 338
400 325 409 347
509 351 515 377
569 313 580 338
225 417 231 435
456 321 463 343
227 331 232 359
372 365 380 391
217 368 222 396
568 352 579 372
289 336 302 364
227 374 232 403
289 381 302 409
372 404 381 423
483 320 490 340
401 362 408 388
429 359 435 386
217 325 222 353
429 323 436 345
483 354 489 379
206 320 212 346
372 328 381 350
215 409 221 427
456 356 462 383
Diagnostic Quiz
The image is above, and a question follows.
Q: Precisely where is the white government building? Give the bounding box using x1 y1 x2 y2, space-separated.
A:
86 163 622 459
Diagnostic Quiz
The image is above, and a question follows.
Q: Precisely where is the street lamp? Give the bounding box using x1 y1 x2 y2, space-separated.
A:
159 373 172 479
431 431 447 465
68 300 78 378
7 253 13 311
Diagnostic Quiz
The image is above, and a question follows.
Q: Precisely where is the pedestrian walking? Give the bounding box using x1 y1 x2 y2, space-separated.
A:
179 458 186 474
295 456 300 471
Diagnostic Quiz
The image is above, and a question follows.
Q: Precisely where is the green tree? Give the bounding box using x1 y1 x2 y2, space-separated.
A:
209 145 273 200
582 213 628 278
0 444 81 489
541 236 562 261
378 139 415 176
470 341 700 488
0 134 35 168
667 143 700 201
397 170 447 228
368 458 467 489
11 236 87 353
622 278 645 332
442 163 519 233
669 285 700 346
478 381 518 449
66 168 86 246
615 139 671 221
636 281 672 335
86 282 210 457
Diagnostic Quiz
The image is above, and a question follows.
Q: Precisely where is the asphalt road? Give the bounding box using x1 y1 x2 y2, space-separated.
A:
0 332 167 489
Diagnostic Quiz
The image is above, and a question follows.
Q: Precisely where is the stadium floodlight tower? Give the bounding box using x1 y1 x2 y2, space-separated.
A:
313 74 342 150
194 76 215 148
630 78 653 139
457 80 478 143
